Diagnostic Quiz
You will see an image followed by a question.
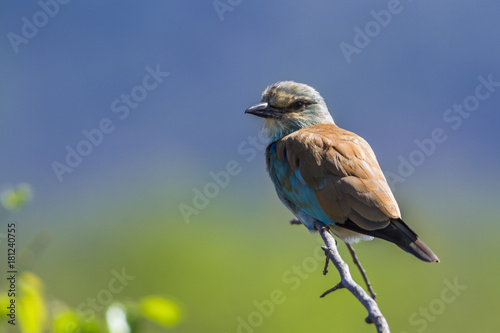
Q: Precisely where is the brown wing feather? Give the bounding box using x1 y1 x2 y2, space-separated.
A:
276 123 399 231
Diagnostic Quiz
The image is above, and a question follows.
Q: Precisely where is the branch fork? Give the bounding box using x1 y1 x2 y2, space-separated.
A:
313 221 390 333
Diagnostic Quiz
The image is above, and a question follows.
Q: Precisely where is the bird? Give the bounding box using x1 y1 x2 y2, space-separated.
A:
245 81 439 263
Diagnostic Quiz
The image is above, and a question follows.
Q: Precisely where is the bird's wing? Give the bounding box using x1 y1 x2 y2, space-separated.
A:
271 123 400 231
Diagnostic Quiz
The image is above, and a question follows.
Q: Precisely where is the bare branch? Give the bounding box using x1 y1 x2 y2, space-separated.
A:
346 242 377 300
314 221 390 333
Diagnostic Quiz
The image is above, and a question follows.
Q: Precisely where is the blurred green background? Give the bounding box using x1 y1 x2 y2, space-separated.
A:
1 1 500 332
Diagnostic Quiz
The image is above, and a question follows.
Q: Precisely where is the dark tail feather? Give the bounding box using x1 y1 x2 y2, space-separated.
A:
403 238 440 263
339 218 440 263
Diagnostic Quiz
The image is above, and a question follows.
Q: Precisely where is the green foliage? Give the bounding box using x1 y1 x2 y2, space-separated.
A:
53 306 103 333
0 182 183 332
18 272 47 333
139 296 182 328
1 183 33 211
0 271 183 333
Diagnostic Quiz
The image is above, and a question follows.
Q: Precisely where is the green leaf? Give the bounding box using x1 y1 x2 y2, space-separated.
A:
53 308 80 333
1 183 33 211
18 272 47 333
139 296 182 327
52 305 102 333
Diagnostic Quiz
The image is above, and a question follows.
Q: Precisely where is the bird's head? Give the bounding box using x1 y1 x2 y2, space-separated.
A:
245 81 334 142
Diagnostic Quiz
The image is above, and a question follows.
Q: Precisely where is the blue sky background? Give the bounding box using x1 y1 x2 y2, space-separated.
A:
1 1 500 332
2 1 499 201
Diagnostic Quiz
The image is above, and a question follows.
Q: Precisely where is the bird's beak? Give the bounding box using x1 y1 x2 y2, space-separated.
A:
245 103 281 118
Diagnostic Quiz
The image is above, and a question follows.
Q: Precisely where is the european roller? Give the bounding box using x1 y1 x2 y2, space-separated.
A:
245 81 439 263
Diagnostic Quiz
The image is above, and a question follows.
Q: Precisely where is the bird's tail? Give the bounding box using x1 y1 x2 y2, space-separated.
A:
339 218 440 263
403 238 440 263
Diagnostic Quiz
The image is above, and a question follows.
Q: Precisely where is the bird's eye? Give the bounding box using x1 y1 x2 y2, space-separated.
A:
292 101 305 110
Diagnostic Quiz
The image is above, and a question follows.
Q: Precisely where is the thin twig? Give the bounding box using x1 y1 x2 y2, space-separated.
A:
320 280 344 298
346 243 377 300
314 221 390 333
